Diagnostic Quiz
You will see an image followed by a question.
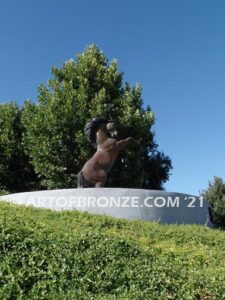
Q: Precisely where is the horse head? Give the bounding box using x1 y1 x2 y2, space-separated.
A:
106 122 118 138
84 117 118 147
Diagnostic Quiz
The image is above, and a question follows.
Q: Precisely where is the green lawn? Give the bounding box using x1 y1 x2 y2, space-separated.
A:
0 201 225 300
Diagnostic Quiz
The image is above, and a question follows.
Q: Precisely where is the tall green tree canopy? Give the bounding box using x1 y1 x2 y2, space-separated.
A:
0 46 172 192
20 45 172 190
202 176 225 227
0 102 38 192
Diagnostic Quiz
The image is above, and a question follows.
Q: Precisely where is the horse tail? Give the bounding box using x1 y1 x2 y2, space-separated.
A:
77 171 83 188
77 171 95 188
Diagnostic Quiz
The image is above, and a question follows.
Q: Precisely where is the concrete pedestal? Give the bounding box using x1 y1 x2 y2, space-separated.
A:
0 188 213 226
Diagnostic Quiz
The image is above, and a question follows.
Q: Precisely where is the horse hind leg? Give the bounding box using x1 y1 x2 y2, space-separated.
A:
95 180 106 188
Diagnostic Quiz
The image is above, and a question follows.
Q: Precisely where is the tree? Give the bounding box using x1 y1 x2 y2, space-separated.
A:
202 176 225 227
0 102 39 193
22 45 172 190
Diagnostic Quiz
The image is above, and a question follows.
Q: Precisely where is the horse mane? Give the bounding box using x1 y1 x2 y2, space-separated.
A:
84 117 109 146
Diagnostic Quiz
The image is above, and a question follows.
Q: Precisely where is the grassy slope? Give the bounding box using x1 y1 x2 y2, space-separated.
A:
0 201 225 300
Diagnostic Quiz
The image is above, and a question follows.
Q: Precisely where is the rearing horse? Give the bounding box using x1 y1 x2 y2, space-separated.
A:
77 117 138 188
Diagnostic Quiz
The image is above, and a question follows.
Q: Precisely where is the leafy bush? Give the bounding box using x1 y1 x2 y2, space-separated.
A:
0 190 7 196
0 201 224 299
202 176 225 227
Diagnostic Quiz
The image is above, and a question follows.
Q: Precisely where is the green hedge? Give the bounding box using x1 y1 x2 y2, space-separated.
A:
0 190 7 196
0 201 225 299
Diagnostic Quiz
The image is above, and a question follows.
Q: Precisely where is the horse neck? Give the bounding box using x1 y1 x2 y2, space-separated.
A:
96 128 108 147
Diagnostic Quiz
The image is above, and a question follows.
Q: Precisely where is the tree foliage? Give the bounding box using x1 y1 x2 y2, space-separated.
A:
202 176 225 227
0 45 172 192
0 102 39 192
21 45 172 190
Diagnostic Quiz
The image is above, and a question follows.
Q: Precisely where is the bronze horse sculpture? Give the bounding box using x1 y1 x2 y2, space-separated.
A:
77 117 138 188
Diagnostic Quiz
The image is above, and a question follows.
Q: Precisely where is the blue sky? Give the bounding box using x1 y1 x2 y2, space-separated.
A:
0 0 225 195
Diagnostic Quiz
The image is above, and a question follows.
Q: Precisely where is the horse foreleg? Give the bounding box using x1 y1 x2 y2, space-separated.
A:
115 137 138 151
